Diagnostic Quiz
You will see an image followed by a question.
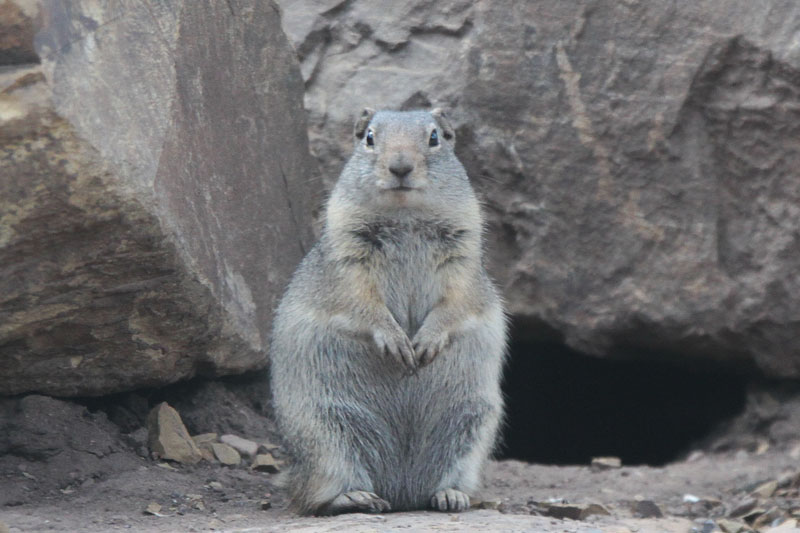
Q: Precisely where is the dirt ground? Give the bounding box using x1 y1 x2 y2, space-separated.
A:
2 381 799 533
2 449 799 532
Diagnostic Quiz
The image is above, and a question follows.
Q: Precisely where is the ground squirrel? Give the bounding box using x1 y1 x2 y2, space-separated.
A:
269 108 507 515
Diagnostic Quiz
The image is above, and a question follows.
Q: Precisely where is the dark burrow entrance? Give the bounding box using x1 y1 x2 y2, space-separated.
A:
500 320 750 466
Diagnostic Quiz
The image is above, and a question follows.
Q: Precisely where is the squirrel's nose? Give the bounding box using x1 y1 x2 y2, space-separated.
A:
389 161 414 179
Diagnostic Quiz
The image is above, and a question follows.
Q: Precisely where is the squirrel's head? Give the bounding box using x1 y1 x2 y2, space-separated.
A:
335 108 473 212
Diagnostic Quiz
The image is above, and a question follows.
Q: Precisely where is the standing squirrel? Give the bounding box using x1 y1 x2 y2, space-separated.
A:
270 108 507 515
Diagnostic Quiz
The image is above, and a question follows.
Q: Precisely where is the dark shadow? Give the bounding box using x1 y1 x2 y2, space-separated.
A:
500 319 749 466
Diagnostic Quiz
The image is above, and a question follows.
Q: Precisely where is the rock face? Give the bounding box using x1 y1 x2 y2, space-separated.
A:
0 1 317 395
279 0 800 377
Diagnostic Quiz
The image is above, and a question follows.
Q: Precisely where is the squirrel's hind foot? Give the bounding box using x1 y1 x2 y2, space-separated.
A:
319 491 391 515
430 489 471 512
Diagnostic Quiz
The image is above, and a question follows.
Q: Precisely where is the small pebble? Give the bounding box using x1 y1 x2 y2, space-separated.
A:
751 480 778 499
476 499 502 510
144 502 162 516
252 453 281 473
590 456 621 471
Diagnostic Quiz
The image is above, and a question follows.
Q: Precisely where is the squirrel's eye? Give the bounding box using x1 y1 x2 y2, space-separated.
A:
366 129 375 147
429 129 439 147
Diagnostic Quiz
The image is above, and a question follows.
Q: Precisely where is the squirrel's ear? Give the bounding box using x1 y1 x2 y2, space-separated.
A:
431 108 455 143
354 107 376 139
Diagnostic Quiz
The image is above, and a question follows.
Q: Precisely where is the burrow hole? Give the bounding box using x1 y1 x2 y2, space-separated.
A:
499 318 749 466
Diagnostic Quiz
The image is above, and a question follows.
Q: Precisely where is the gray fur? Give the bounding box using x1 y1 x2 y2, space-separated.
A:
270 109 507 515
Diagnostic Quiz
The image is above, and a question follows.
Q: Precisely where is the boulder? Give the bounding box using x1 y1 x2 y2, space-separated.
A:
0 0 318 396
279 0 800 377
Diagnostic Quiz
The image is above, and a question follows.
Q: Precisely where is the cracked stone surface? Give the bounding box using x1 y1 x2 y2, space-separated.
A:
0 0 318 396
279 0 800 378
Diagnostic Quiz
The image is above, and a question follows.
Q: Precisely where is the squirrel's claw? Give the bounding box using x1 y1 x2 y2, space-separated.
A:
412 329 450 367
373 327 417 373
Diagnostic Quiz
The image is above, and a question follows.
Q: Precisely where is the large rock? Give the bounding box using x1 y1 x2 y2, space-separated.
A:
0 0 317 396
279 0 800 378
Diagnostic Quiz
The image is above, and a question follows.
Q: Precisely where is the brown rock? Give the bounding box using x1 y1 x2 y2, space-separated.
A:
144 502 162 516
192 433 219 448
752 480 778 499
251 453 281 474
210 443 241 466
189 434 216 463
220 434 259 458
146 403 202 464
280 0 800 378
0 0 317 396
199 448 215 463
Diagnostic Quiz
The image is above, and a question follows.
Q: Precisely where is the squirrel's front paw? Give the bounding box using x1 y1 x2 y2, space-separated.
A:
412 328 450 367
373 326 416 373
